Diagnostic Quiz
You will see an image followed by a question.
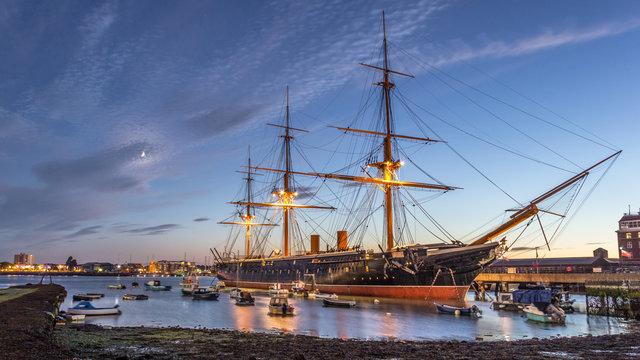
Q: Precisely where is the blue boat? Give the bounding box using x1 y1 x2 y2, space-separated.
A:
435 302 482 317
144 280 172 291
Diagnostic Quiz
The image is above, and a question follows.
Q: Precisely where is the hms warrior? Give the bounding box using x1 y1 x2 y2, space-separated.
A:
213 13 621 300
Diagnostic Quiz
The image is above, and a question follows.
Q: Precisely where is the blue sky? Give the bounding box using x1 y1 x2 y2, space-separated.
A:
0 0 638 264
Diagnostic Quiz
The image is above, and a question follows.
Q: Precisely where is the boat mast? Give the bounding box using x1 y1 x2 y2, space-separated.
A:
219 147 278 259
380 12 395 252
283 87 292 256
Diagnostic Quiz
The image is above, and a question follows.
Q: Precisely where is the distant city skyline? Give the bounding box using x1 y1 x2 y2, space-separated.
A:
1 1 639 264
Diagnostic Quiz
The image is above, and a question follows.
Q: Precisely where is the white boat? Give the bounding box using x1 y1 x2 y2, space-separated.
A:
65 314 85 322
229 288 242 299
67 301 121 316
312 291 337 300
291 281 305 292
523 304 565 324
107 284 126 290
180 274 199 295
268 295 294 316
269 283 289 295
144 280 172 291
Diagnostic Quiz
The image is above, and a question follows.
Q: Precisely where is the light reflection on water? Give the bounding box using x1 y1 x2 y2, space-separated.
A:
1 275 633 341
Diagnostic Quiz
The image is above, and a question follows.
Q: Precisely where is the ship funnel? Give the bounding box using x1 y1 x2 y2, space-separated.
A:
310 235 320 253
337 231 348 251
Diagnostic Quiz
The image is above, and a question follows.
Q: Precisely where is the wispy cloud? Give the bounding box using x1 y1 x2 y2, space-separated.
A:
193 218 209 222
67 225 102 239
124 224 180 236
431 19 640 66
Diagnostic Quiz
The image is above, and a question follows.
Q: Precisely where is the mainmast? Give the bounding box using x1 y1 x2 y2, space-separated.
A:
381 12 395 252
234 87 335 257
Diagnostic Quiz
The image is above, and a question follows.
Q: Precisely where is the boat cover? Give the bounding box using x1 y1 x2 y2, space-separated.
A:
512 289 556 304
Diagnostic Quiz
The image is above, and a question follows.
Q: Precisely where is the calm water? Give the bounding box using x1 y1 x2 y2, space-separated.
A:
1 275 633 341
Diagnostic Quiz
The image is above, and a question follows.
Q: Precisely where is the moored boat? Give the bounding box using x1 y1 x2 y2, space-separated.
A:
268 295 294 316
123 294 149 300
107 284 126 290
235 291 255 306
144 280 172 291
73 294 95 302
67 302 121 316
192 287 220 300
180 274 199 295
323 298 356 308
492 292 525 312
523 304 565 324
312 291 338 300
229 288 242 299
268 283 288 295
435 302 482 317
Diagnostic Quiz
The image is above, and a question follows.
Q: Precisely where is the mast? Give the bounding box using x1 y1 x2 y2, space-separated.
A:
284 87 291 256
219 147 277 258
381 11 395 252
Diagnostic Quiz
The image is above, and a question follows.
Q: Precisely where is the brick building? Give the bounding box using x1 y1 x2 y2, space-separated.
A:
616 210 640 264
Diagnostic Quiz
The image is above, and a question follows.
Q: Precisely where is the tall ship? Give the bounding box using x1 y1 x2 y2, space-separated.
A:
213 13 620 300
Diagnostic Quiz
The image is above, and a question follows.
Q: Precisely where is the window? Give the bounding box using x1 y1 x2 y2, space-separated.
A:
628 241 633 249
627 233 632 239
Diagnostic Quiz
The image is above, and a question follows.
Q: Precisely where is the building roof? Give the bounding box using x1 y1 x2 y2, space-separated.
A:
491 257 613 267
619 213 640 221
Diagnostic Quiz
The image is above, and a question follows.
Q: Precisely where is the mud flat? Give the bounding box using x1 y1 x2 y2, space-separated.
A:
2 284 640 359
54 324 640 360
0 283 68 359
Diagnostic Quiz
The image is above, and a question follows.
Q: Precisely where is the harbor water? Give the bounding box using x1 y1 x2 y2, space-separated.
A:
1 275 633 341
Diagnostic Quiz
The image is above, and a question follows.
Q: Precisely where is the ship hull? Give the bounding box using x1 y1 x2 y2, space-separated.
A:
216 242 499 301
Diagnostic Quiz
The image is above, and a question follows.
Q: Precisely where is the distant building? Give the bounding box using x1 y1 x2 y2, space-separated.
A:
147 260 194 275
593 247 609 258
487 255 616 274
616 210 640 264
81 262 116 272
14 253 34 266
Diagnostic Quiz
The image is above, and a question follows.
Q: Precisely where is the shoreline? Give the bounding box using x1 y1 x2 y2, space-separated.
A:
2 283 640 359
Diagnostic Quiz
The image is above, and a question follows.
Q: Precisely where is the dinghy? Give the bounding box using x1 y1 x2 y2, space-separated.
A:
435 302 482 317
322 298 356 308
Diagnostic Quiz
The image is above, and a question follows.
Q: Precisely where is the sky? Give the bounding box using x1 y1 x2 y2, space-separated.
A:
0 0 639 264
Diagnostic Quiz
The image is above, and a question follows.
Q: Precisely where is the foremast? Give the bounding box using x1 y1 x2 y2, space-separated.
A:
219 148 277 259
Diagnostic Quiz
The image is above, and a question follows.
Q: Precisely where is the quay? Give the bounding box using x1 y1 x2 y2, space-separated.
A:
475 272 640 290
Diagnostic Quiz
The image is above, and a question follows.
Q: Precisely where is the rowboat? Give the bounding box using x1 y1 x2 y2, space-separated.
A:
67 302 121 316
107 284 126 289
435 302 482 317
122 294 149 300
322 298 356 308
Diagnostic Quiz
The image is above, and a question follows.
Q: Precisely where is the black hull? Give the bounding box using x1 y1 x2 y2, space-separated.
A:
216 242 499 300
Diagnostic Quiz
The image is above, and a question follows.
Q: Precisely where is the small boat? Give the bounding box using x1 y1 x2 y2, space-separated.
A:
323 298 356 308
65 314 85 322
107 284 126 289
213 281 225 291
67 302 121 316
229 288 242 299
435 302 482 317
269 283 289 295
85 293 104 298
492 292 525 312
268 295 294 316
122 294 149 300
523 304 565 324
291 280 305 292
312 291 337 300
144 280 172 291
180 274 199 295
235 291 255 306
72 294 95 302
191 287 220 300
